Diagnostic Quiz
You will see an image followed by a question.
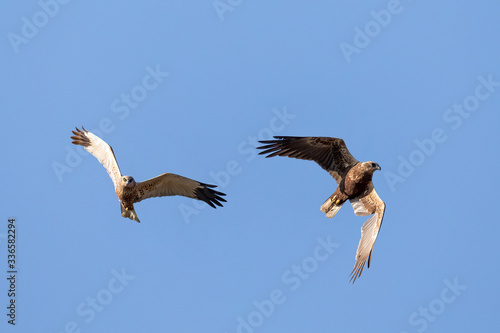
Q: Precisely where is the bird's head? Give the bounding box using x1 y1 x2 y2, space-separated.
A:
363 161 381 173
122 176 136 187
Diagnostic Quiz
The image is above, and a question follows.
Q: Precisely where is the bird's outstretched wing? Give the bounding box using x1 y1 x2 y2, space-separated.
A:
257 136 359 183
71 127 122 188
135 173 226 208
349 188 385 283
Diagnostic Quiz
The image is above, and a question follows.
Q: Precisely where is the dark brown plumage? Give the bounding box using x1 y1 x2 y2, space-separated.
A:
257 136 385 283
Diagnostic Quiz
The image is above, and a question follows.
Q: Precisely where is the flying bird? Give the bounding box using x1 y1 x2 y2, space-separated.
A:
71 127 226 223
257 136 385 283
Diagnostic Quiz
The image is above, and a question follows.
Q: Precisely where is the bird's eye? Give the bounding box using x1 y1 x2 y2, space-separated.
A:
371 163 377 168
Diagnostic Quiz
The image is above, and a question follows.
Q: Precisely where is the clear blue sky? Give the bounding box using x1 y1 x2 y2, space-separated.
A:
2 1 500 332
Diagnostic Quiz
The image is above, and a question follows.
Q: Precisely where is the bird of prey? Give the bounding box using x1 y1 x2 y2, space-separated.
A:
71 127 226 223
257 136 385 283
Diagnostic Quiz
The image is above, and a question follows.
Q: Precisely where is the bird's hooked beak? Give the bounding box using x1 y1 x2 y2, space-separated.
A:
376 165 381 171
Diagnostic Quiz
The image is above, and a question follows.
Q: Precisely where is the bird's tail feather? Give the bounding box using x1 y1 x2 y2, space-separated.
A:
320 195 344 218
121 205 140 223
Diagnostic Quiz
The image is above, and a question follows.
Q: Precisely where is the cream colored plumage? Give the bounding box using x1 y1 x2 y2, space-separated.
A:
71 127 226 222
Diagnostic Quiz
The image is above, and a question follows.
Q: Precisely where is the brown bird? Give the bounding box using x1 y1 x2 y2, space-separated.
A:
71 127 226 222
257 136 385 283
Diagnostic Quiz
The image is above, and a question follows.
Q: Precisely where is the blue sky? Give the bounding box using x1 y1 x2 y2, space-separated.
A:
1 1 500 332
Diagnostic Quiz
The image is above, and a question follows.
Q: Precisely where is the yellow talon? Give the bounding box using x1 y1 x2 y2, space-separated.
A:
331 196 341 205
